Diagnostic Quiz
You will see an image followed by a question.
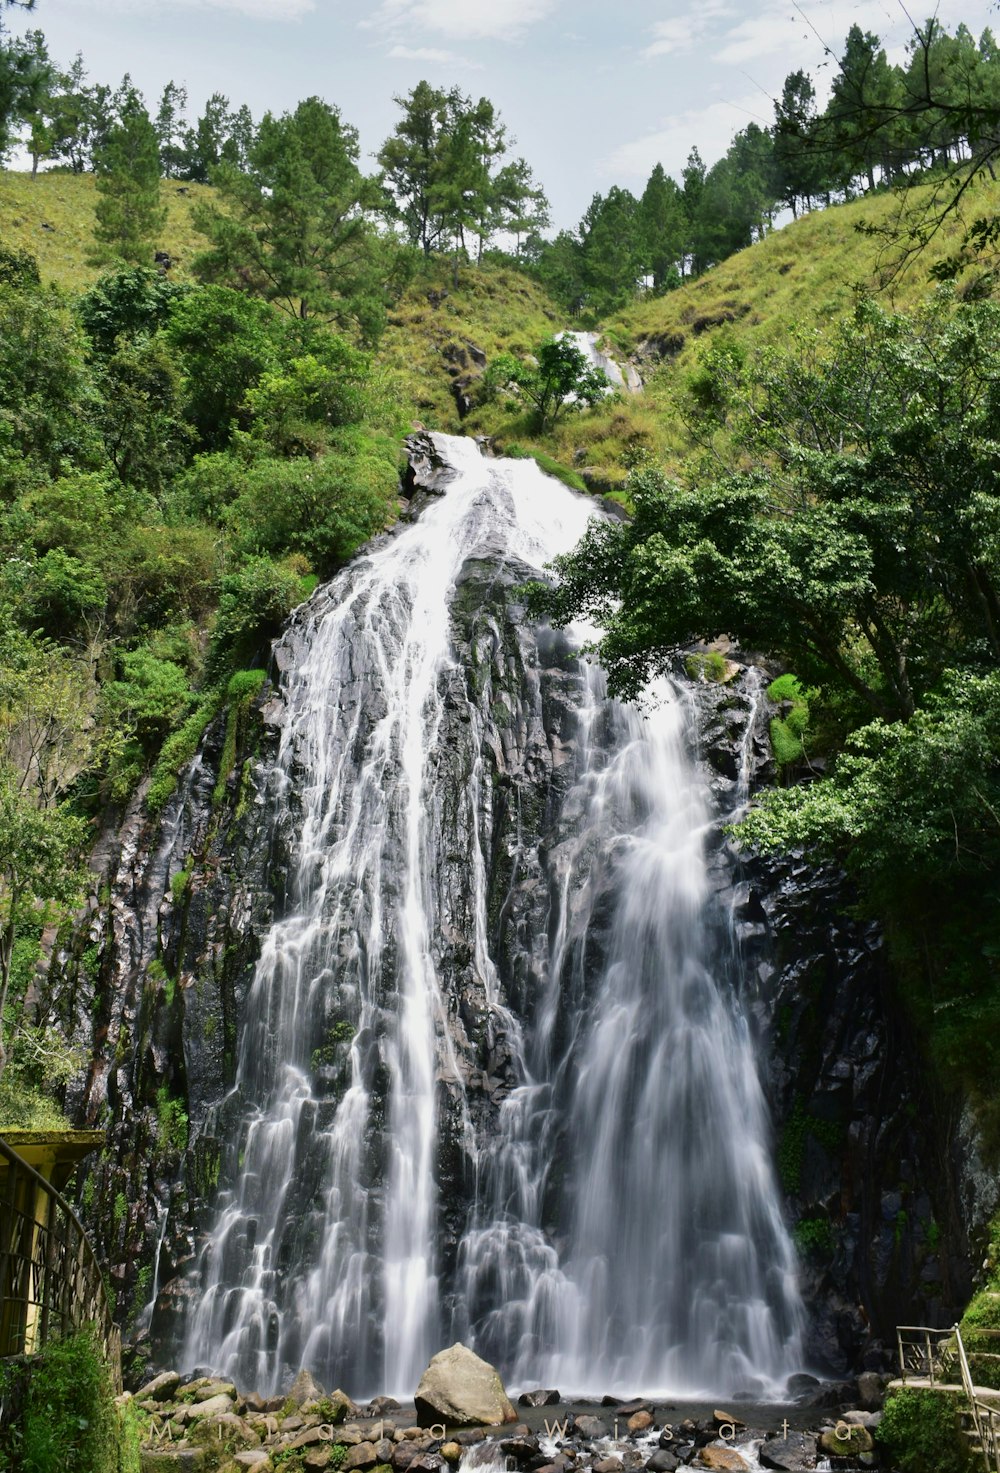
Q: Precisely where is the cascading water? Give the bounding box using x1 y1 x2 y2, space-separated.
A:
181 435 803 1398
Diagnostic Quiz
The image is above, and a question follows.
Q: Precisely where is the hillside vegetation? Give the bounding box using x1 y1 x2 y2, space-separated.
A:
0 171 213 290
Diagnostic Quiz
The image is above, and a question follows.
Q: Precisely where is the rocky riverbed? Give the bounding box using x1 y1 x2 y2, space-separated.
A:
128 1369 886 1473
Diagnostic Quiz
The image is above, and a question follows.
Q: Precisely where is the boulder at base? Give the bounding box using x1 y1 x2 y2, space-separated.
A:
414 1344 518 1427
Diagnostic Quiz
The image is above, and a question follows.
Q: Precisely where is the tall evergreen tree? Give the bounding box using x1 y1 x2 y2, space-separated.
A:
155 80 188 178
193 96 387 341
0 0 47 159
91 83 167 266
638 163 687 292
773 70 824 216
824 26 901 193
378 80 450 255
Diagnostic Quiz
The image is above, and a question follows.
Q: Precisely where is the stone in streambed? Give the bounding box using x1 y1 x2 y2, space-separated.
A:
758 1430 816 1472
500 1436 539 1460
644 1455 680 1473
519 1390 561 1408
289 1369 326 1407
817 1425 873 1457
141 1454 206 1472
695 1449 749 1471
414 1343 517 1428
344 1442 378 1471
187 1393 237 1420
137 1372 181 1402
574 1417 609 1441
593 1459 623 1473
627 1411 653 1434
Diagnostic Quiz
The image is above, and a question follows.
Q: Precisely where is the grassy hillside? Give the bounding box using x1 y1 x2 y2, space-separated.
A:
377 256 562 431
0 170 214 290
612 175 1000 359
522 177 1000 493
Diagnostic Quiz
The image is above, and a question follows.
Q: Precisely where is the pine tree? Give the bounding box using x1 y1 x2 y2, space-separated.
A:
91 84 167 266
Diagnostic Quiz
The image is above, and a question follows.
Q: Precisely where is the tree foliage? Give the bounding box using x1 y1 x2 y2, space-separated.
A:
378 81 548 266
532 293 1000 714
193 95 390 341
91 82 167 266
484 335 609 431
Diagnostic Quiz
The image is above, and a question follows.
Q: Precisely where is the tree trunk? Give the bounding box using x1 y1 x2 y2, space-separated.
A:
0 918 15 1088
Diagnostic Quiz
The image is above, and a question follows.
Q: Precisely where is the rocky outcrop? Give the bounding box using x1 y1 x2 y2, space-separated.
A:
690 659 975 1372
414 1343 517 1427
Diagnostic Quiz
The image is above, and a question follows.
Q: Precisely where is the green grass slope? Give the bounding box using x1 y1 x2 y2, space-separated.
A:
525 178 1000 493
611 176 1000 364
377 256 562 431
0 170 214 290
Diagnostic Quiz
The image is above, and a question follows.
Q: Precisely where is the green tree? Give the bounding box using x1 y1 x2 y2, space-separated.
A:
823 25 902 193
378 82 544 268
579 186 644 313
78 264 187 356
164 284 284 448
180 89 231 182
0 0 41 158
773 70 824 217
43 53 103 173
529 293 1000 717
16 28 56 177
91 83 167 266
0 640 91 1085
193 95 388 340
378 79 450 254
638 163 687 293
0 274 98 485
484 335 609 431
155 79 188 177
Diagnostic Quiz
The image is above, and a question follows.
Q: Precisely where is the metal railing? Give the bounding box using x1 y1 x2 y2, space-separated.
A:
897 1322 1000 1473
0 1137 121 1390
896 1324 958 1384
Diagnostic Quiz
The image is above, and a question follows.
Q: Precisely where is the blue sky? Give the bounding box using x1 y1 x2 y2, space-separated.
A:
10 0 999 228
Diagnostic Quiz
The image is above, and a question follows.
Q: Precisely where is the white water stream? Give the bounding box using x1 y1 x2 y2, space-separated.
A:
181 435 803 1397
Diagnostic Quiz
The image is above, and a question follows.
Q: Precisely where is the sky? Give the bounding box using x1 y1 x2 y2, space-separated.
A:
8 0 1000 229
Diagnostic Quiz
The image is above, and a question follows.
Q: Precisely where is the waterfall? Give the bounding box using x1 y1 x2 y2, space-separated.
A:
181 435 803 1398
562 330 643 393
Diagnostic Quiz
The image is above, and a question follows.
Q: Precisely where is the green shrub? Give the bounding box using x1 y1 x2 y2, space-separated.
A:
223 429 399 573
155 1085 188 1153
146 695 220 814
685 651 729 683
876 1388 974 1473
793 1215 834 1258
226 668 268 702
0 1327 125 1473
210 555 312 674
768 673 815 766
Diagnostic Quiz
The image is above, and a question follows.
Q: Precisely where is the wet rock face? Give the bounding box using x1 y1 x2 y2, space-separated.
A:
691 662 975 1372
46 692 282 1364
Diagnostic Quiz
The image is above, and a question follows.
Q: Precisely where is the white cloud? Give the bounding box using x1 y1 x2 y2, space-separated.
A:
367 0 558 43
200 0 315 13
601 93 768 184
642 2 736 60
50 0 316 15
387 43 483 67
